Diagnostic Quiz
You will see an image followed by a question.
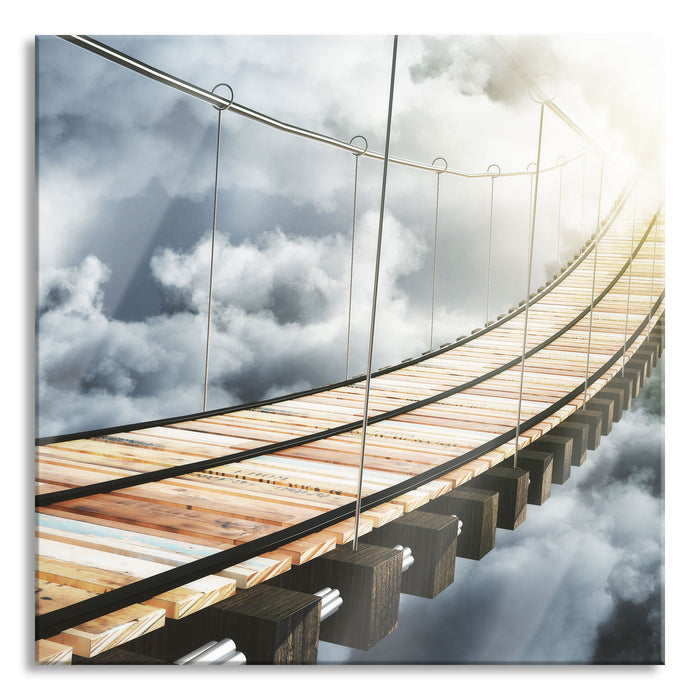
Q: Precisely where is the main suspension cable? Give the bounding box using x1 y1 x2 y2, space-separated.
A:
59 35 589 181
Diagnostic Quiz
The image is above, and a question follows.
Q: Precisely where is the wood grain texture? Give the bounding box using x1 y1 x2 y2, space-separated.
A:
270 542 403 650
361 510 459 598
33 200 664 658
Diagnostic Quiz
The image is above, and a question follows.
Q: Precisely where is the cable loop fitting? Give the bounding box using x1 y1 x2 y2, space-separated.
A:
487 163 501 178
528 73 556 104
349 134 368 157
527 161 538 173
432 156 448 173
211 82 234 111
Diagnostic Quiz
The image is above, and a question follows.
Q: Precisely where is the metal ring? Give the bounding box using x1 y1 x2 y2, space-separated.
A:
487 163 501 178
211 82 234 111
557 155 567 166
349 134 368 157
432 157 448 173
528 73 556 104
527 162 538 173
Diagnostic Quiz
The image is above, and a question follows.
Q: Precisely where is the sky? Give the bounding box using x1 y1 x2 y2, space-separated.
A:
12 3 697 691
34 33 663 437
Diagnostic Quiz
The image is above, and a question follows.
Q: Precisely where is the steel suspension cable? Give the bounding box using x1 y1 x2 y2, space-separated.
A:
58 35 587 182
353 35 398 551
556 155 566 267
486 164 500 323
583 156 605 407
513 103 546 470
647 184 660 339
430 157 447 349
203 83 234 412
345 136 368 379
581 152 587 242
622 182 638 378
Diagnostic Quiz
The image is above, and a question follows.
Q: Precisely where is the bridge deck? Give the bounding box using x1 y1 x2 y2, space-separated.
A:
34 182 665 660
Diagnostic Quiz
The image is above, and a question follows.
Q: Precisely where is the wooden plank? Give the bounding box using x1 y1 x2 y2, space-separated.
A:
36 580 166 658
36 513 292 590
39 492 282 547
35 639 73 665
36 539 236 618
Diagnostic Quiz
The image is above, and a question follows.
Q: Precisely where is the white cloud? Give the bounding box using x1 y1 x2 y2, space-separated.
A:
326 394 664 664
36 208 439 435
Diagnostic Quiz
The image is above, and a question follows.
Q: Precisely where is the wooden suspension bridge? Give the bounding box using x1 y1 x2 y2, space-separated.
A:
34 170 665 665
34 35 665 666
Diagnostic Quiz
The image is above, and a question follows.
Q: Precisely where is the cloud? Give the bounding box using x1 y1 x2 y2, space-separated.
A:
406 35 664 170
320 362 664 664
408 36 546 107
34 34 665 665
35 208 441 436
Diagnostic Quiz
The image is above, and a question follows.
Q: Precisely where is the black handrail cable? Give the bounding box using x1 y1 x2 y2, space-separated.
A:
35 209 659 508
35 291 665 641
35 177 637 446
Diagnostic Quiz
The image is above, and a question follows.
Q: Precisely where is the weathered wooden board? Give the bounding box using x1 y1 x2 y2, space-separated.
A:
33 201 664 659
36 580 166 658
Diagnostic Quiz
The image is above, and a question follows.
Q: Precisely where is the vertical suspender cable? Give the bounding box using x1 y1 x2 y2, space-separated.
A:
580 151 587 243
352 35 398 551
583 156 605 408
647 184 660 338
524 162 536 304
486 164 500 323
513 104 545 470
203 83 234 412
430 157 447 349
346 136 368 380
622 184 638 378
556 155 566 267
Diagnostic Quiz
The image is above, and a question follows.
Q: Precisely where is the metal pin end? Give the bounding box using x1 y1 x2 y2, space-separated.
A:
314 587 343 622
175 638 246 665
394 544 414 572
